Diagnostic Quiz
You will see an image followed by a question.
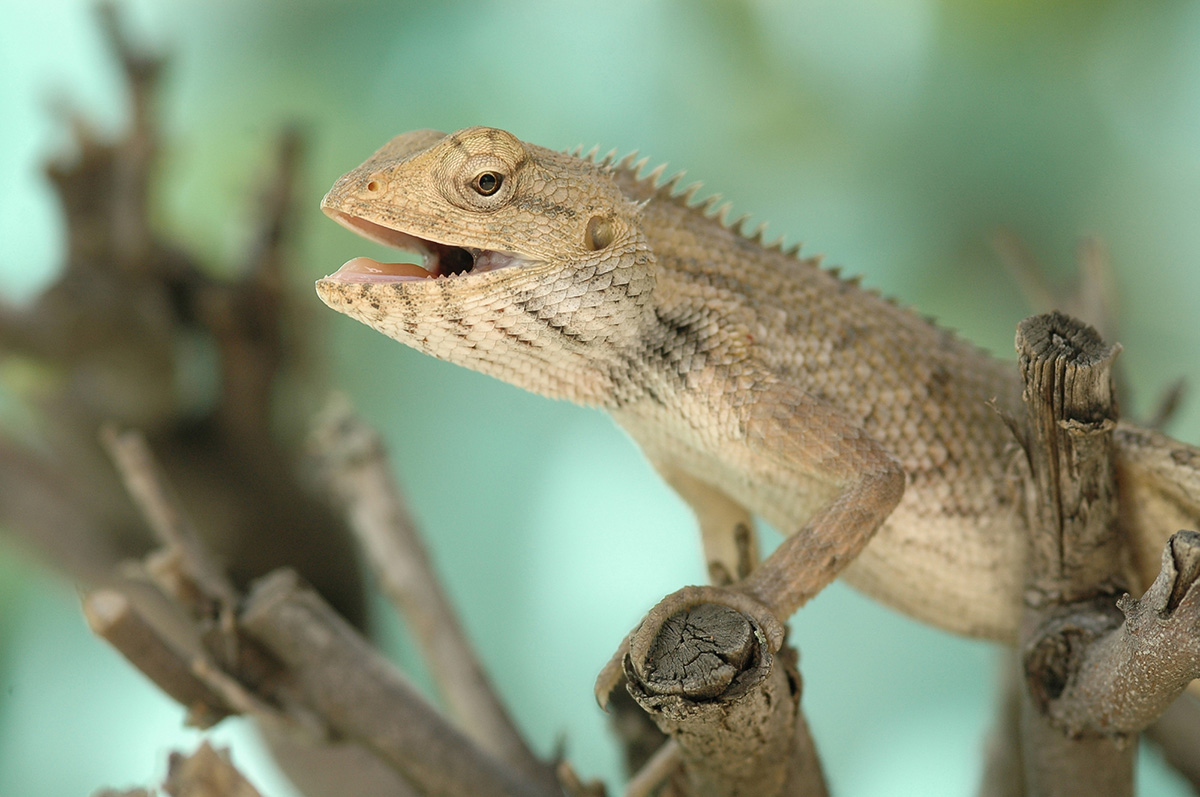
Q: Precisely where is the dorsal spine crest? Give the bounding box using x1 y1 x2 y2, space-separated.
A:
573 142 921 303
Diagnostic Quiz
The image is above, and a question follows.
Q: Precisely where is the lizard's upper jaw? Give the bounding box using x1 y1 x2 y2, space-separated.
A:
322 209 531 283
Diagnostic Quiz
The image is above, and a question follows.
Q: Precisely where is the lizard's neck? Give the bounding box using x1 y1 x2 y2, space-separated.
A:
594 299 717 412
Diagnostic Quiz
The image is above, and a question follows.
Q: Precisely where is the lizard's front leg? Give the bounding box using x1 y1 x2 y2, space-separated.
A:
720 379 907 619
597 380 905 704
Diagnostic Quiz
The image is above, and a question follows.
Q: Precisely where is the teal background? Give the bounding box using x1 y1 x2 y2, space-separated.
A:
2 1 1200 794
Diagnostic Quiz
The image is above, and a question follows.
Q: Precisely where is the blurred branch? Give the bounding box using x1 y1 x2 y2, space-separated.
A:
977 665 1024 797
242 569 557 797
83 588 232 728
94 741 265 797
621 586 827 796
0 0 366 620
101 426 238 609
310 397 559 792
162 742 265 797
1145 694 1200 791
88 423 564 796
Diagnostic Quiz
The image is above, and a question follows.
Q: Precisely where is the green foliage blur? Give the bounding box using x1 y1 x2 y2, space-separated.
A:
1 1 1197 794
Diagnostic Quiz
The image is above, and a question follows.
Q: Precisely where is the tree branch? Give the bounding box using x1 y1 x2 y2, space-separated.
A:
1044 530 1200 736
82 587 232 728
621 585 827 796
1014 312 1132 795
1144 693 1200 791
978 665 1025 797
100 427 239 609
162 741 265 797
310 398 558 791
240 569 560 797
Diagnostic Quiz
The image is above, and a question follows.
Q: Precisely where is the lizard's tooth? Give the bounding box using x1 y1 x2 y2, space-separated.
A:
327 256 430 282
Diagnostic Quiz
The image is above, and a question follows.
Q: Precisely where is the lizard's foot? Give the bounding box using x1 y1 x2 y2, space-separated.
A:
594 585 785 708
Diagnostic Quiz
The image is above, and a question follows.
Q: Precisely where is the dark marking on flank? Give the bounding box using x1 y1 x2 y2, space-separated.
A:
647 307 707 382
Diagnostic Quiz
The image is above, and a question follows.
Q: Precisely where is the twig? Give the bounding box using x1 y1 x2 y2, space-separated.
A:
977 665 1024 797
163 741 264 797
239 568 560 797
621 585 827 796
1145 693 1200 790
311 397 556 789
93 741 266 797
0 439 120 584
623 741 680 797
1042 531 1200 735
100 426 238 609
992 230 1059 319
83 588 232 728
1014 312 1131 795
205 128 303 441
94 0 160 272
557 760 610 797
1143 379 1187 432
606 686 670 780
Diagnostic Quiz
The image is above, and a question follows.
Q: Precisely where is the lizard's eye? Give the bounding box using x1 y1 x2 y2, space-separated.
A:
472 171 503 196
443 157 514 210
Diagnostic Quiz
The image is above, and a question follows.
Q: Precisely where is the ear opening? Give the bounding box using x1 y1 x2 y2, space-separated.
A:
585 216 615 251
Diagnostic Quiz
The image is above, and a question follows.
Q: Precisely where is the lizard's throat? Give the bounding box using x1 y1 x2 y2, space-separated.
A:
323 210 531 282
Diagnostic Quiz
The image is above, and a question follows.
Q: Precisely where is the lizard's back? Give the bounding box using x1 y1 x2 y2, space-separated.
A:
620 172 1200 641
626 175 1041 639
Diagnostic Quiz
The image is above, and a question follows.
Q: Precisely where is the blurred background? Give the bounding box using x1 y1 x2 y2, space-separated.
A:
2 0 1199 794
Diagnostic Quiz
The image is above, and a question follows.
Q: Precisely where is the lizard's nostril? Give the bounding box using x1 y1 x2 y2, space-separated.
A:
365 179 383 193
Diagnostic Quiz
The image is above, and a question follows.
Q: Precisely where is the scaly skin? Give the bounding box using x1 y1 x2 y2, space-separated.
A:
316 127 1200 643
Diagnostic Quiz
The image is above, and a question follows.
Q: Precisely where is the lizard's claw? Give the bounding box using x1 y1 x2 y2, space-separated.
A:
593 630 634 711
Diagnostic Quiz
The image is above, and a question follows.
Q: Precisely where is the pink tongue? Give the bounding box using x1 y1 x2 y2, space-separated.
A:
332 256 430 280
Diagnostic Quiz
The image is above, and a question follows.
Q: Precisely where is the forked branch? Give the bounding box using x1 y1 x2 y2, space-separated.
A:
1012 312 1200 796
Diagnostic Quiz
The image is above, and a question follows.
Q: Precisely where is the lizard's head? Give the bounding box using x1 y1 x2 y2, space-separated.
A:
317 126 656 402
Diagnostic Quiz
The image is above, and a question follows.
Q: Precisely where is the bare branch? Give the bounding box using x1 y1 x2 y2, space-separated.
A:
992 230 1059 319
93 741 265 797
1015 312 1132 795
557 760 610 797
83 588 232 728
100 426 238 609
310 397 556 789
621 585 827 796
1043 531 1200 736
163 741 264 797
239 568 561 797
1145 693 1200 791
977 666 1024 797
606 686 670 781
623 741 681 797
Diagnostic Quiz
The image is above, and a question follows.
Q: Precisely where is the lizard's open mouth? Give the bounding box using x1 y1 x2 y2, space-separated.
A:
323 210 526 283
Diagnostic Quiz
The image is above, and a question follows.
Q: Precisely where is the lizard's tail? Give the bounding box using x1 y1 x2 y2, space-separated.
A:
1115 423 1200 595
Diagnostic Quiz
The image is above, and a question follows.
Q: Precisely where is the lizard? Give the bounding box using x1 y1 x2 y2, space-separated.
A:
314 126 1200 678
